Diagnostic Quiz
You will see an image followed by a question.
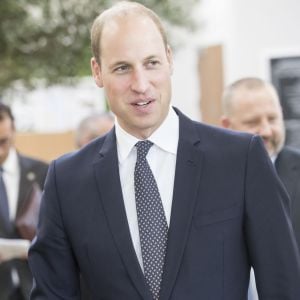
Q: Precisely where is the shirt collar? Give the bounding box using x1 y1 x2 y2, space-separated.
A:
270 154 277 164
2 148 19 175
115 107 179 164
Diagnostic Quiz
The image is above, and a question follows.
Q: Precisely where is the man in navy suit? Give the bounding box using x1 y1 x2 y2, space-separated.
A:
28 2 300 299
0 103 48 300
221 77 300 300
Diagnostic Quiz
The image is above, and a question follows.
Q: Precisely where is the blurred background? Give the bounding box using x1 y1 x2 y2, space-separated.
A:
1 0 300 161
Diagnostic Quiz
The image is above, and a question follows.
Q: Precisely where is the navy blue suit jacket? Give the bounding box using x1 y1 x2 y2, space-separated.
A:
29 109 300 299
275 146 300 250
0 154 48 300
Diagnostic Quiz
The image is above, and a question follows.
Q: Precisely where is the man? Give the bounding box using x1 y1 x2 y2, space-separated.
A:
221 77 300 247
28 2 300 299
75 112 114 148
221 77 300 300
0 103 48 300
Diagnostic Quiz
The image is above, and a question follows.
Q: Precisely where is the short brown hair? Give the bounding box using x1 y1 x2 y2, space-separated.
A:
0 103 14 123
90 1 168 64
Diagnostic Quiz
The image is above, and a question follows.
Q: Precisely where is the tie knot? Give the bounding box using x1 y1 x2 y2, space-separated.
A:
135 140 153 160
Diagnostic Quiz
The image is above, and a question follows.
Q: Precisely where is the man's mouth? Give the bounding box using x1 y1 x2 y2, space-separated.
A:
133 99 153 107
135 100 151 106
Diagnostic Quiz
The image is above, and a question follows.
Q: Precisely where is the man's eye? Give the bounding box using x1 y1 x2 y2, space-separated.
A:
150 60 159 65
114 65 129 73
147 60 160 68
269 116 278 123
0 138 9 146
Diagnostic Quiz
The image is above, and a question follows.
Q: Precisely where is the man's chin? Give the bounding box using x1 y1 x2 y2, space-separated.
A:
264 143 276 158
265 140 284 158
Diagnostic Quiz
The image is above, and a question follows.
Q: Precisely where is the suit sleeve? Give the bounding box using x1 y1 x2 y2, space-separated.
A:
28 161 81 300
245 135 300 299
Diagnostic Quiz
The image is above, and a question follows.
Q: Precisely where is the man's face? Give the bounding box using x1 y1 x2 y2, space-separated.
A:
0 117 15 165
91 15 173 139
222 88 285 157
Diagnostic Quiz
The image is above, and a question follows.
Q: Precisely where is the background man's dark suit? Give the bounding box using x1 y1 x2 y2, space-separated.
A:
29 110 300 299
0 154 48 300
275 146 300 250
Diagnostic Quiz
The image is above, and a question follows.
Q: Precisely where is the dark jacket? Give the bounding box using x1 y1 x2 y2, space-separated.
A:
29 109 300 299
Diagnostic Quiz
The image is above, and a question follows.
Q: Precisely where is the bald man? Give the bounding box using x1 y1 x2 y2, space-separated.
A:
75 112 114 148
221 77 300 299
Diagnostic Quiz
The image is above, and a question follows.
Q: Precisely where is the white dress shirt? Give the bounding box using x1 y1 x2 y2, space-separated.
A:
115 107 179 269
1 148 23 286
2 148 20 221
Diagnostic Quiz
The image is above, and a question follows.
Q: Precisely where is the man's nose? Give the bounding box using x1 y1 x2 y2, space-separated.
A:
131 68 149 93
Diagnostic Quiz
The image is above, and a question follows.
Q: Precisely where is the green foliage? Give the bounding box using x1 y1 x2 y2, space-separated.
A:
0 0 198 95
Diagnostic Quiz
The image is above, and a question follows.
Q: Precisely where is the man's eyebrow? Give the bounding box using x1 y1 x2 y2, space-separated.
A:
144 55 160 61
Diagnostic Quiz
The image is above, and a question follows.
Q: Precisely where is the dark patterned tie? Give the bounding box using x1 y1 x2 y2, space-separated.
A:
0 166 10 225
134 141 168 300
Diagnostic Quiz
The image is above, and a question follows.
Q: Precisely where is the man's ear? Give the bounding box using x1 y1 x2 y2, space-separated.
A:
166 45 174 75
91 57 103 87
220 116 231 128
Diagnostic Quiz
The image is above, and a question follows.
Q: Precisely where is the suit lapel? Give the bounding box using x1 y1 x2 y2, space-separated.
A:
275 148 298 199
93 130 152 300
160 110 204 300
16 155 33 217
93 110 205 300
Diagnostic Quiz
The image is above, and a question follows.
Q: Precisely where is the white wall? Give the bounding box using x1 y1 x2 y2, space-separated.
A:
170 0 232 121
171 45 201 121
6 78 106 132
197 0 300 84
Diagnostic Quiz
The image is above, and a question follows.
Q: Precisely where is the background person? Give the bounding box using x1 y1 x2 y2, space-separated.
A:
0 103 48 300
29 2 300 299
75 112 114 148
221 77 300 300
221 77 300 247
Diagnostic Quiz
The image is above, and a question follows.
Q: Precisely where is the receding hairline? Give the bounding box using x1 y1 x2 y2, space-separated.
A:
90 1 168 64
222 77 280 116
75 112 114 147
